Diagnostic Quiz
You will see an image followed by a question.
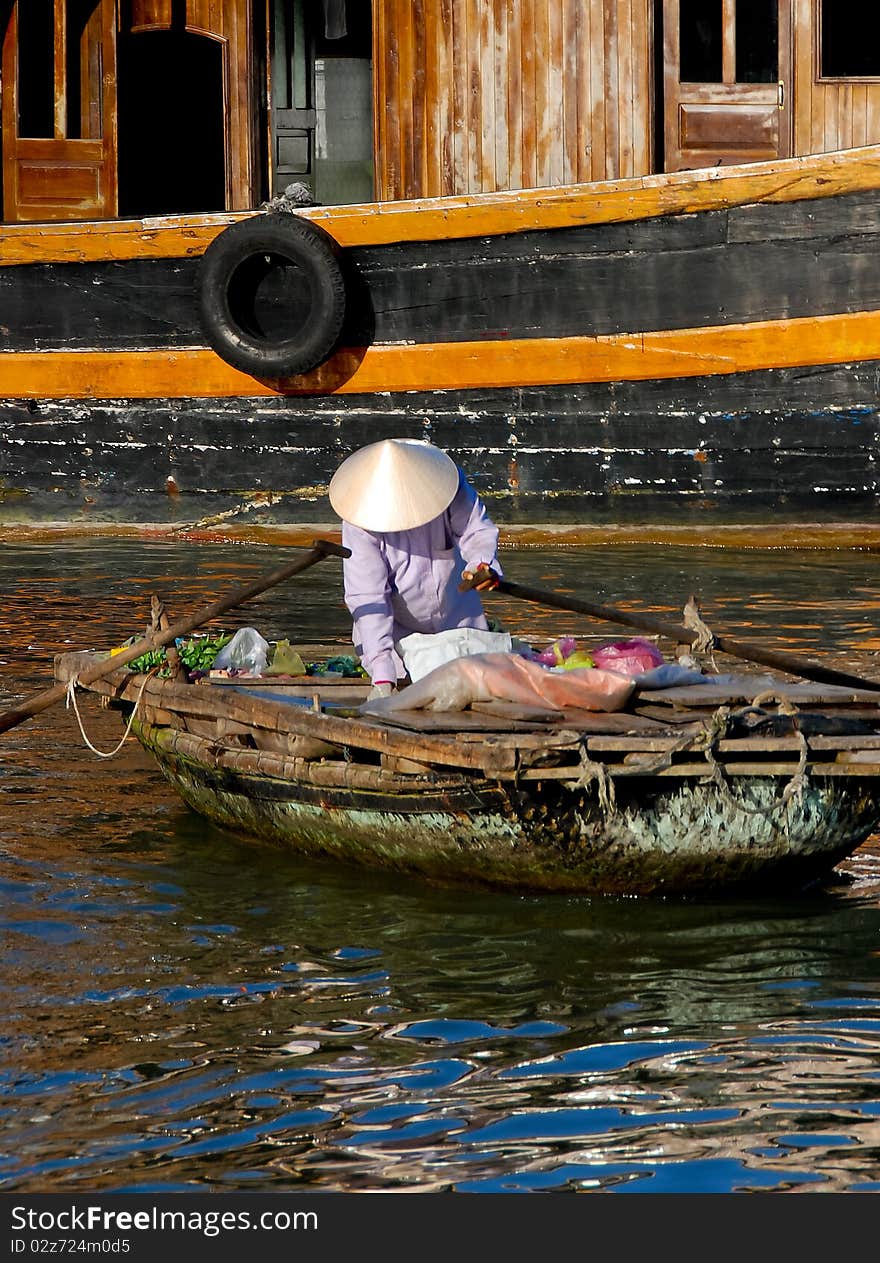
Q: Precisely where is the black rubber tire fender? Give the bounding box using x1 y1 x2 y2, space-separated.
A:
197 213 347 377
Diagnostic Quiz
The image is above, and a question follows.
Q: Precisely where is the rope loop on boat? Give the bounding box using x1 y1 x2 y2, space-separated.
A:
65 671 153 759
699 697 809 818
749 689 799 716
575 743 617 816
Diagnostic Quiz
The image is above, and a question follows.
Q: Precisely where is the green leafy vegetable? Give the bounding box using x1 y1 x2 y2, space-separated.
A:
127 633 232 677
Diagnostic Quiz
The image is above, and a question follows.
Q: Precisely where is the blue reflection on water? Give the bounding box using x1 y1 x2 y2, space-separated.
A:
455 1158 827 1193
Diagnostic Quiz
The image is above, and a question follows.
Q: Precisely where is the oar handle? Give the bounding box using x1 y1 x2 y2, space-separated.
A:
0 538 350 737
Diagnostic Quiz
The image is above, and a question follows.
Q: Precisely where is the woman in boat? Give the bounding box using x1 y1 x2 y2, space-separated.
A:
329 438 501 698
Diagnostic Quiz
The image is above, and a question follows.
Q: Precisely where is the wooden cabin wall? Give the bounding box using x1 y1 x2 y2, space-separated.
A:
792 0 880 155
374 0 653 200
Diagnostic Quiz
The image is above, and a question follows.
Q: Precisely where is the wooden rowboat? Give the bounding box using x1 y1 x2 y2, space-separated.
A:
54 643 880 896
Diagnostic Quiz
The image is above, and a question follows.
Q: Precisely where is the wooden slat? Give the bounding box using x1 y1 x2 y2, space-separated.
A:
631 0 651 175
617 0 633 177
867 88 880 146
372 0 385 197
423 0 439 197
576 0 593 181
602 0 619 179
223 0 253 210
520 0 537 187
547 0 565 186
500 0 520 190
533 0 551 185
662 0 677 172
840 83 852 152
492 0 509 191
557 709 679 733
478 0 496 189
776 0 792 159
379 2 401 199
370 710 549 733
792 0 812 156
54 0 67 141
643 679 880 706
853 85 868 150
399 4 418 198
471 699 559 723
522 760 880 780
412 1 427 198
465 0 483 190
560 0 577 183
722 0 735 85
584 735 803 752
450 0 468 192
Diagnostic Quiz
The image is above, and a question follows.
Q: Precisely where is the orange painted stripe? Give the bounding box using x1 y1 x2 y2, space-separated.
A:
2 309 880 399
1 145 880 263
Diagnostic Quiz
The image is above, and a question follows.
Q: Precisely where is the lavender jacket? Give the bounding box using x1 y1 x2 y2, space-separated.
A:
341 471 502 683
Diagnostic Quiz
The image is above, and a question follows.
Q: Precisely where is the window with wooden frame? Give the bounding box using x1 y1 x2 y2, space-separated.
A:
818 2 880 80
2 0 117 222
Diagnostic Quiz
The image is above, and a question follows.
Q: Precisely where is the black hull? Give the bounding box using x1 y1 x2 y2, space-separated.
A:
3 171 880 527
2 363 879 525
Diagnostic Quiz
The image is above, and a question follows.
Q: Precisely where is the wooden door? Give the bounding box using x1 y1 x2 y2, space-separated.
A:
664 0 792 171
1 0 117 221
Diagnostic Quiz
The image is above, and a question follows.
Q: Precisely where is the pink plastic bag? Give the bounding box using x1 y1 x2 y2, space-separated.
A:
591 638 664 677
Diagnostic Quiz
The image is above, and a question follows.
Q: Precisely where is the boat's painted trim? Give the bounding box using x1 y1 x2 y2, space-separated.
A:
1 146 880 263
2 307 880 399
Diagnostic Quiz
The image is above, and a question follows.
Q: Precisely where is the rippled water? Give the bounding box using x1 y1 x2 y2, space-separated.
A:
2 539 880 1192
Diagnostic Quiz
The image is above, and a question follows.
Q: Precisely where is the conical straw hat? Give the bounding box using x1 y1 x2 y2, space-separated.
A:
329 439 460 532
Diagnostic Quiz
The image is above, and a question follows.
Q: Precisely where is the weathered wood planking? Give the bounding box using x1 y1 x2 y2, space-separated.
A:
373 0 652 198
3 359 880 520
792 0 880 159
643 680 880 706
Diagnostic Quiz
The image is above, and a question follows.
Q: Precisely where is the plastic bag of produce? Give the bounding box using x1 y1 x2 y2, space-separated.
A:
212 627 270 675
591 638 664 676
264 640 306 676
535 636 578 666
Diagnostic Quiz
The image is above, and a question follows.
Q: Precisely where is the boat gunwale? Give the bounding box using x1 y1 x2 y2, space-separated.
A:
3 145 880 263
54 649 880 786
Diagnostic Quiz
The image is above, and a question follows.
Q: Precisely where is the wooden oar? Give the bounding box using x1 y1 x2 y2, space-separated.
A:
0 538 350 737
464 573 880 694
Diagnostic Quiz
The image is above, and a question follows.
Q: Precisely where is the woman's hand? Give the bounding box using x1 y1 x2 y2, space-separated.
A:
368 680 395 700
460 562 501 592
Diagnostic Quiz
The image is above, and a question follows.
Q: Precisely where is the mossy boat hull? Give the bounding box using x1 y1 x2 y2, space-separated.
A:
138 722 880 896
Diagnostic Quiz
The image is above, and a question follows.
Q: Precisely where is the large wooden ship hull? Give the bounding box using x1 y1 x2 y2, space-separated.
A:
3 148 880 527
4 1 880 528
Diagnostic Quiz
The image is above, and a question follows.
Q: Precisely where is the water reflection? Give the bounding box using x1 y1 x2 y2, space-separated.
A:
1 540 880 1191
